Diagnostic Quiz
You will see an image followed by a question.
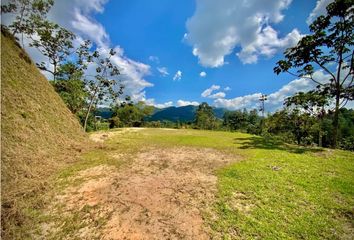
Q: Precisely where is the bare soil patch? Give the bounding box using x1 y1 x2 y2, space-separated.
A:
48 147 239 239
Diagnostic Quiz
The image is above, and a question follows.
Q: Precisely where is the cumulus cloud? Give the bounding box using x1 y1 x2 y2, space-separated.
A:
307 0 333 25
209 92 226 99
177 100 200 107
201 85 226 99
2 0 154 103
213 70 330 111
173 70 182 81
214 93 262 110
224 86 231 91
155 101 174 109
157 67 169 77
143 98 173 108
185 0 303 67
237 26 302 64
199 71 207 77
71 9 109 47
201 85 220 97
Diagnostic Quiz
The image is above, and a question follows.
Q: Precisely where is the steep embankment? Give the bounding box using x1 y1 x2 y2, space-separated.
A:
1 30 88 238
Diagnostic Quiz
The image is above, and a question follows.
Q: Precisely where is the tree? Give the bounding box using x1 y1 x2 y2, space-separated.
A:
285 91 330 146
1 0 54 44
195 102 216 130
265 108 316 145
28 18 75 80
77 41 123 131
223 109 261 134
274 0 354 148
51 62 88 115
111 100 154 127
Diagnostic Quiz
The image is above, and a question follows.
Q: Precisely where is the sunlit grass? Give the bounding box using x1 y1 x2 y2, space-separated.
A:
104 128 354 239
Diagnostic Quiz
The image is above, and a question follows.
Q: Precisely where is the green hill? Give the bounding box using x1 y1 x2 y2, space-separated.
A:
1 29 89 238
147 105 227 122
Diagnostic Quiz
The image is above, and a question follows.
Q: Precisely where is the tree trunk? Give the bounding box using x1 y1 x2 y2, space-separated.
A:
83 85 100 131
333 45 343 148
83 99 94 132
332 93 340 148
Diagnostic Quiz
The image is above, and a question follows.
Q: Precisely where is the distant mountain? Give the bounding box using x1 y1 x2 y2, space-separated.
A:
147 105 227 122
96 105 228 122
95 108 113 119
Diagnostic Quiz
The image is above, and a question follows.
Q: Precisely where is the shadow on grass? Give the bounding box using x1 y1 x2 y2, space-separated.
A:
234 136 324 154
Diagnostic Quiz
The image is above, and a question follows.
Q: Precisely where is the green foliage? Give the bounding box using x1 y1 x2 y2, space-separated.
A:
51 62 88 115
195 102 218 130
1 0 54 36
28 18 75 80
274 0 354 147
110 101 154 127
265 107 354 150
75 40 123 131
223 108 262 134
265 109 317 145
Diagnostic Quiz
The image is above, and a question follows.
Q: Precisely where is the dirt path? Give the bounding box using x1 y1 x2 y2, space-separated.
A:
48 132 238 239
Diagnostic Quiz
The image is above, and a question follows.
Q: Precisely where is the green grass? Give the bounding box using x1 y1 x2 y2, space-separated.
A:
14 128 353 239
103 128 354 239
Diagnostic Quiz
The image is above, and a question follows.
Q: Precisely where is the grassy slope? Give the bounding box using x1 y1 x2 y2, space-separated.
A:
1 31 89 238
93 128 353 239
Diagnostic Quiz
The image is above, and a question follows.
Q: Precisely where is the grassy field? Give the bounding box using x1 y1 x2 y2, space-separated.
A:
36 128 354 239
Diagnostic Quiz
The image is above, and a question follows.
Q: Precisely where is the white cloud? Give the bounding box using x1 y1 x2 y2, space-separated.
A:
149 55 160 63
143 98 173 108
224 86 231 91
307 0 333 25
2 0 154 102
155 101 174 109
71 9 109 47
185 0 303 67
173 70 182 81
214 93 262 110
71 9 109 46
157 67 169 77
201 85 220 97
199 71 207 77
209 92 226 99
201 85 226 99
237 26 303 64
177 100 200 107
213 70 331 111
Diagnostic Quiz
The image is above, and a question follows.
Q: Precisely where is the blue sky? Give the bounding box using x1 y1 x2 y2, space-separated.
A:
7 0 343 111
91 0 327 110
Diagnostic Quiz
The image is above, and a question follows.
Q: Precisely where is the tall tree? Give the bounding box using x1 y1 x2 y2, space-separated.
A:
28 18 75 80
274 0 354 148
111 101 154 127
77 40 124 131
51 62 88 115
1 0 54 44
195 102 216 130
285 91 329 146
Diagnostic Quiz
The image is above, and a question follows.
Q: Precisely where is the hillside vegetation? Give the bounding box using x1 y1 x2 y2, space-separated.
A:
1 30 89 238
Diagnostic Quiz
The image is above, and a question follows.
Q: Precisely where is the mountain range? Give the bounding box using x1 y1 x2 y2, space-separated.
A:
96 105 227 122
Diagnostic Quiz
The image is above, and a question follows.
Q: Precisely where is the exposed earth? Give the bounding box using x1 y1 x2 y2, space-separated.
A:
41 129 239 239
